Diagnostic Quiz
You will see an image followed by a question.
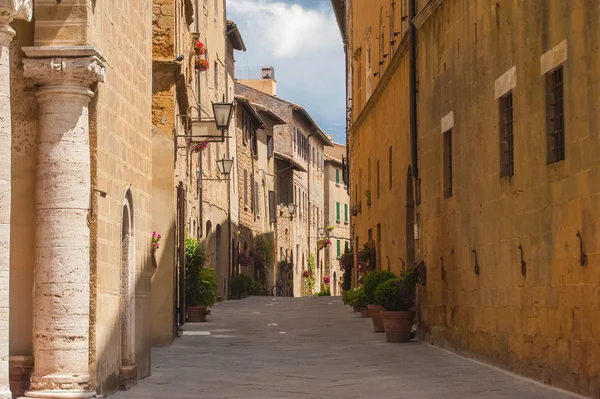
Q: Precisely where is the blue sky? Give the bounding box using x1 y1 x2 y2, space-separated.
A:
228 0 346 144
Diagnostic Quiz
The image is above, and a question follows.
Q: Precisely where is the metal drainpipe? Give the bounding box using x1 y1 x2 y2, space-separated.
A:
409 0 418 180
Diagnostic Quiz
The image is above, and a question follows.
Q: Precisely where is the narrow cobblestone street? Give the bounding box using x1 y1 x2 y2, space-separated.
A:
114 297 580 399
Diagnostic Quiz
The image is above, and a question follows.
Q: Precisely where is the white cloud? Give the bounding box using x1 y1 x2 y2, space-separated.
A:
228 0 346 143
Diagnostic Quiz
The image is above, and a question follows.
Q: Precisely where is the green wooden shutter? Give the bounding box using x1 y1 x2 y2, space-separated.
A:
336 169 340 184
337 240 341 257
344 204 348 222
336 202 340 221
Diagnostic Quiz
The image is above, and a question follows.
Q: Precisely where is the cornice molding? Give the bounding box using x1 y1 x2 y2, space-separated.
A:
413 0 444 29
350 33 409 135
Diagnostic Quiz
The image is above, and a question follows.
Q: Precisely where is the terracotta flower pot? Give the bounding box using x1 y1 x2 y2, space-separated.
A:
187 306 207 322
380 310 415 342
368 304 385 333
360 308 370 318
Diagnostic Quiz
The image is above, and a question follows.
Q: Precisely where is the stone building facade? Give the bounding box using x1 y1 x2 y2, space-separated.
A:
150 0 245 346
324 140 351 296
334 0 600 396
235 81 332 297
4 0 155 397
234 97 284 289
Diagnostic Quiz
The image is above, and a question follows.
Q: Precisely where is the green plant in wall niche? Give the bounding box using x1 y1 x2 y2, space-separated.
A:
365 190 372 206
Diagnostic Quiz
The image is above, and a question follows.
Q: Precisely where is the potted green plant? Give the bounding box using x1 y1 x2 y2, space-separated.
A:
365 190 371 207
363 270 396 332
375 267 419 342
185 238 216 322
354 287 369 318
230 274 253 299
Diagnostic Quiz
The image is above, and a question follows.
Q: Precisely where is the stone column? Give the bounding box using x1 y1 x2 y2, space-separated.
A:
21 47 105 399
0 2 32 398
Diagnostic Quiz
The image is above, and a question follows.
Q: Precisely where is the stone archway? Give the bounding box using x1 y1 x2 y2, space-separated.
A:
120 187 137 390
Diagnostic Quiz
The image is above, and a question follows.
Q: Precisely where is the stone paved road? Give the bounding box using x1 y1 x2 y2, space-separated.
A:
114 297 582 399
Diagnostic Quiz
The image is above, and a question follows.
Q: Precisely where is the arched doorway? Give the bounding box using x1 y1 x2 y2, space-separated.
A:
120 187 136 390
216 224 222 280
333 271 337 296
406 167 415 266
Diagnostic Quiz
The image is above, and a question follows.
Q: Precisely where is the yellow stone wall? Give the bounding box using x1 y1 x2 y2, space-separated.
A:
349 0 413 280
89 0 154 393
414 0 599 396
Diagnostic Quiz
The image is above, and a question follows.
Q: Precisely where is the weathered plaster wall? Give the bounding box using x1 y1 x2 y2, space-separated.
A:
415 1 600 396
8 18 36 396
8 19 36 360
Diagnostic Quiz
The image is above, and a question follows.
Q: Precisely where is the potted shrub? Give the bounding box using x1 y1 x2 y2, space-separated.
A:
354 287 369 318
363 270 396 332
230 274 253 299
375 268 419 342
185 238 215 322
365 190 372 207
342 287 361 312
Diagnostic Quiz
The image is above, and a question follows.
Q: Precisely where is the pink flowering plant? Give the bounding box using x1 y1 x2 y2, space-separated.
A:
323 275 331 285
302 269 311 279
190 141 209 153
152 231 162 252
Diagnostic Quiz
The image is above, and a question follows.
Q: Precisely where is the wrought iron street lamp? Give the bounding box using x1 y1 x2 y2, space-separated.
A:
287 203 297 220
212 99 234 131
216 157 234 176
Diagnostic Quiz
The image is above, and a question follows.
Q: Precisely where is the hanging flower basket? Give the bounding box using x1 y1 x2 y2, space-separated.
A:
195 58 209 72
190 141 209 153
302 269 311 279
323 275 331 286
194 40 207 55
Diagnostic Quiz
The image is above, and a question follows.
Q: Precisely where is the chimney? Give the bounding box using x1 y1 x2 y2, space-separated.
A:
238 66 277 96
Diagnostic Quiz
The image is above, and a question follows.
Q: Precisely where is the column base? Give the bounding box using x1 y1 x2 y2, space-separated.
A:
119 365 137 391
21 390 96 399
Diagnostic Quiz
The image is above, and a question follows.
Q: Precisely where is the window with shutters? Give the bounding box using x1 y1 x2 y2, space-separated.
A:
337 240 341 257
250 173 255 212
389 146 393 189
244 169 248 207
344 204 348 224
377 160 380 199
269 191 276 223
499 92 514 177
336 202 340 222
255 181 259 216
546 66 565 164
335 169 340 185
267 135 273 158
443 129 453 198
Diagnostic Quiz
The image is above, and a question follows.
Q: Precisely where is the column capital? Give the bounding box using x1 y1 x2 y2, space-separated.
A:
0 0 33 23
22 46 106 89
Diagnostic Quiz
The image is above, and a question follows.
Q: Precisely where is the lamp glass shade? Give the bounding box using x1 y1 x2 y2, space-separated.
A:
212 101 234 130
216 158 234 175
287 203 297 215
